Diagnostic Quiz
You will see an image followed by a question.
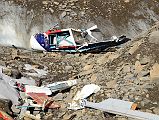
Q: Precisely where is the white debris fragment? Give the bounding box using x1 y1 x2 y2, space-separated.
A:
68 84 100 110
25 85 52 96
0 66 20 105
82 99 159 120
44 79 77 92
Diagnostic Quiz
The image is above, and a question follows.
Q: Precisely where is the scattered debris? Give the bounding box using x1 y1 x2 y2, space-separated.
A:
30 25 130 53
27 93 60 109
43 79 77 92
81 99 159 120
68 84 100 110
25 85 52 96
0 71 20 105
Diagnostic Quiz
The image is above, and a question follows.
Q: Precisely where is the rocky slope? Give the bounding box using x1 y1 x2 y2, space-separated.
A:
0 0 159 120
0 21 159 120
0 0 159 48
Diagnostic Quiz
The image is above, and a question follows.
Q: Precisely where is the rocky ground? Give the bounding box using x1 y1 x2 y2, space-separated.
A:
0 21 159 120
0 0 159 120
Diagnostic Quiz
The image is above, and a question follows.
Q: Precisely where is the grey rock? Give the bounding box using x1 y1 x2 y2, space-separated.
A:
138 71 150 77
70 11 77 16
53 93 64 100
123 74 134 80
148 31 159 44
11 105 20 114
139 76 150 81
54 2 59 5
153 107 159 115
134 96 142 101
65 65 73 71
60 11 67 19
122 65 131 73
0 60 6 66
140 57 150 65
49 8 54 13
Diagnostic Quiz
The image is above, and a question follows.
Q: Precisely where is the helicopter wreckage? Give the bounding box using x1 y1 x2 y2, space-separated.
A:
30 25 130 53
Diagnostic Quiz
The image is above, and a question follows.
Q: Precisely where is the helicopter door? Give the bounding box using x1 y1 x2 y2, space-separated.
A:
48 34 56 49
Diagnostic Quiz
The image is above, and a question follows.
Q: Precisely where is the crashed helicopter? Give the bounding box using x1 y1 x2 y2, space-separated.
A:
30 25 130 53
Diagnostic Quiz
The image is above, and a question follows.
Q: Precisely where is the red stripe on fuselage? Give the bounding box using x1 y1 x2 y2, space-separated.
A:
45 30 62 35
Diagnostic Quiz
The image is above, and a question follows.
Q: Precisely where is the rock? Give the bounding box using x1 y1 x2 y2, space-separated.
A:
11 105 20 114
42 1 48 5
153 107 159 115
23 117 32 120
70 11 77 16
65 65 73 71
79 69 94 76
2 68 12 76
11 49 19 60
60 11 67 19
134 96 142 101
24 111 41 120
140 99 151 107
97 52 119 65
148 31 159 44
69 0 78 2
65 9 72 12
150 63 159 81
54 2 59 5
0 99 12 115
79 11 85 17
0 60 6 66
11 69 22 79
124 0 130 3
106 80 117 89
139 76 150 81
123 73 134 80
136 54 140 60
122 65 131 73
134 61 143 74
140 57 150 65
146 109 152 113
117 118 127 120
61 4 67 9
138 70 150 77
90 74 97 82
63 113 76 120
81 53 91 61
53 93 64 100
49 8 54 13
83 64 93 71
128 41 142 55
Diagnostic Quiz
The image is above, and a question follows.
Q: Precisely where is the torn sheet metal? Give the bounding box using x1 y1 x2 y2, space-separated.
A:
25 85 52 95
0 80 20 105
27 93 60 109
13 77 36 86
44 80 77 92
68 84 100 110
82 99 159 120
0 67 20 105
30 25 130 53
